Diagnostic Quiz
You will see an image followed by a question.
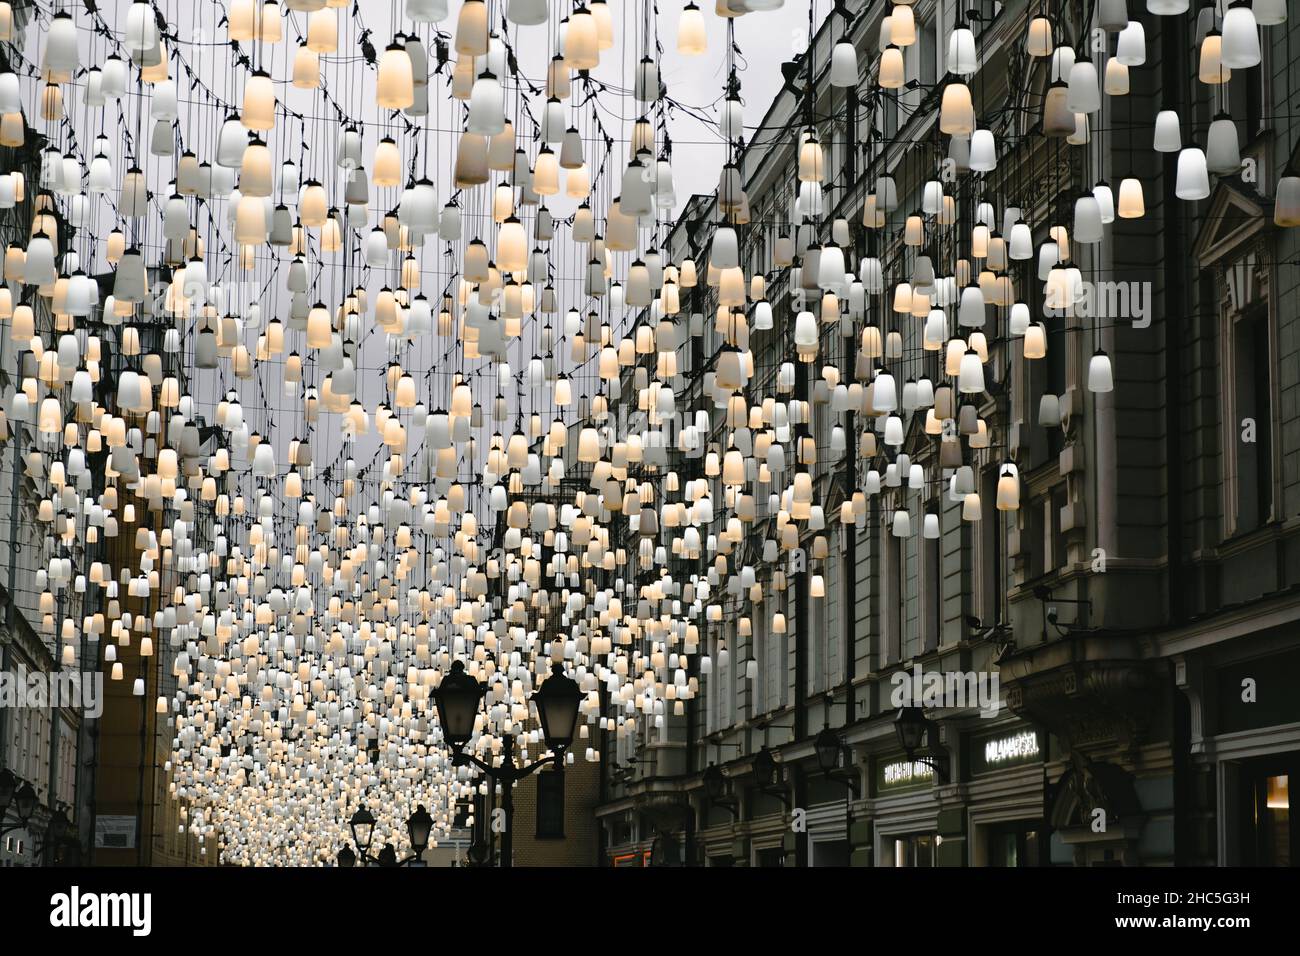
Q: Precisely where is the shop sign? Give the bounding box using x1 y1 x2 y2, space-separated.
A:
971 729 1042 774
877 758 936 792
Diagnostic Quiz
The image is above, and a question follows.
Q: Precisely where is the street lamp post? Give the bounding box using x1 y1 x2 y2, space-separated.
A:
702 764 740 819
337 803 434 867
1 769 73 866
0 770 40 839
893 707 951 783
433 660 583 868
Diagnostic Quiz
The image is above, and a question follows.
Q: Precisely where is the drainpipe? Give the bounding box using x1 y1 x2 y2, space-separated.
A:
0 347 24 773
1161 13 1192 865
1161 0 1189 625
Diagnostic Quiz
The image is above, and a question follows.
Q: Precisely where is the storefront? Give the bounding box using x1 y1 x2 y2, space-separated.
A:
1194 644 1300 865
964 725 1049 866
871 755 941 867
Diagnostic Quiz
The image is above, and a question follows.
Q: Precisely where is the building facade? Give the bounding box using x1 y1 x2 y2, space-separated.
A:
596 0 1300 867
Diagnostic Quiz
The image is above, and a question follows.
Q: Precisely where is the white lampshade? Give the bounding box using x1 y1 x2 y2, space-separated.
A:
1206 114 1242 174
969 129 997 172
1073 195 1104 243
466 72 504 135
830 41 858 87
1066 59 1100 113
1220 5 1261 68
1274 174 1300 227
1087 350 1114 392
1175 147 1210 200
948 22 977 73
1116 21 1146 65
1153 110 1181 152
1252 0 1286 26
1093 182 1115 223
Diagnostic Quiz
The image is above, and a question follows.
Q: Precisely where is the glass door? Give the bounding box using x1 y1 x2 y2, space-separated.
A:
986 821 1043 867
1240 756 1296 866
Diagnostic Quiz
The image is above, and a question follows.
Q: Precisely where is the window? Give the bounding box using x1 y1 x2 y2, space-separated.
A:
922 508 941 652
754 846 785 867
1231 306 1273 534
976 468 1001 620
887 833 935 867
986 821 1043 867
1048 484 1067 573
535 770 565 839
826 532 843 685
884 527 903 665
1238 756 1295 866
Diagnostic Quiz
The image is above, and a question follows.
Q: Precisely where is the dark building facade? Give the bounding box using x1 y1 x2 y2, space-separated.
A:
596 0 1300 867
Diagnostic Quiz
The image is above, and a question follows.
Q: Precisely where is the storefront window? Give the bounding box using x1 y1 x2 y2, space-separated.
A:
755 846 785 867
1241 760 1294 866
986 821 1042 867
888 833 935 867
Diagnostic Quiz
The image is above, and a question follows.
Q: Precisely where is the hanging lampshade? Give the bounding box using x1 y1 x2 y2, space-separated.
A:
45 13 79 75
948 19 977 73
958 349 985 393
1116 21 1146 66
1253 0 1286 26
1153 110 1181 151
456 0 489 55
1220 4 1261 69
939 81 975 135
378 43 416 109
466 71 504 134
1026 16 1053 57
676 2 707 55
1117 178 1145 218
1087 350 1114 392
1199 30 1229 83
879 45 905 88
1093 182 1115 223
241 70 276 130
890 4 916 45
1042 82 1075 136
373 137 402 187
1023 323 1047 359
1206 114 1242 174
1105 59 1130 95
566 6 600 69
830 41 858 87
125 0 160 52
969 129 997 172
1175 148 1210 200
1073 194 1103 243
1066 58 1100 113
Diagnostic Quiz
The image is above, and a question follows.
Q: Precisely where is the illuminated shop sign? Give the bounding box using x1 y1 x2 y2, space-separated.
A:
878 759 936 791
973 730 1043 773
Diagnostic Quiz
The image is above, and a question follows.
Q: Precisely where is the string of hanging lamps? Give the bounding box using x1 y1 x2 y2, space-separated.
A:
0 0 1294 866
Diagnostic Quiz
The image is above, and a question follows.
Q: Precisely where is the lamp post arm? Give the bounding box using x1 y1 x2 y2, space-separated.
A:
452 750 501 779
910 754 950 785
453 748 562 783
513 750 562 781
